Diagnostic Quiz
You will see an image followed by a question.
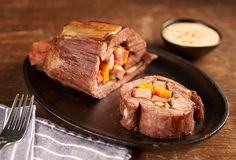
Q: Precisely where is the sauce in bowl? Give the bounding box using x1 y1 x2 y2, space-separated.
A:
162 22 220 47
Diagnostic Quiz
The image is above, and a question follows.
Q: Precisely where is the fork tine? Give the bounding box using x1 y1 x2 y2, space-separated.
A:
11 94 24 130
5 94 19 121
20 95 34 130
21 94 28 108
15 94 30 130
18 95 29 130
4 94 19 129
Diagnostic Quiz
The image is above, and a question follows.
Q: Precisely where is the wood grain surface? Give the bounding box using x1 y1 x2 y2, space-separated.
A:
0 0 235 159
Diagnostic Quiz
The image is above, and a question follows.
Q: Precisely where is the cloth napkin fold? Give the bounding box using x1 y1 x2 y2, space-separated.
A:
0 104 131 160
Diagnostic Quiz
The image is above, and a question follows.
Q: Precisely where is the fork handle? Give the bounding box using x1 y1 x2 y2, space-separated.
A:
0 139 8 150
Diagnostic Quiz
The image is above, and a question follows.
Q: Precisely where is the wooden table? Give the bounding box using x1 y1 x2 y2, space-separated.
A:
0 0 235 159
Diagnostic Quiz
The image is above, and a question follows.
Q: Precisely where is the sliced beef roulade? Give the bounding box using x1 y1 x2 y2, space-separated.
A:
28 21 157 99
120 75 204 139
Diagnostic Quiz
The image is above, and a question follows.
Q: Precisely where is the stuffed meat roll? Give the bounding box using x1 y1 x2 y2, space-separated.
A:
119 75 204 139
29 21 157 99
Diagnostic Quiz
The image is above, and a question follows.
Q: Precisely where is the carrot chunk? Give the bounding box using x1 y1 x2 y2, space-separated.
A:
100 62 110 83
123 50 129 64
153 87 172 99
138 83 154 91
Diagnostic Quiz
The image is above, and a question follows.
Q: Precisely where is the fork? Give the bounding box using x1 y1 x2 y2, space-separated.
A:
0 94 34 150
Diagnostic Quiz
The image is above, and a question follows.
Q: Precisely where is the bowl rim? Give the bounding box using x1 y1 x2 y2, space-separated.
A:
160 18 222 48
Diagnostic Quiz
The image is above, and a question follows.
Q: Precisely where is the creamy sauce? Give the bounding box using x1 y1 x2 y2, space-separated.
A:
163 22 220 47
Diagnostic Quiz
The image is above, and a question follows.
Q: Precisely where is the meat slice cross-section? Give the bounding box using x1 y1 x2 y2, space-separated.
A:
119 75 204 139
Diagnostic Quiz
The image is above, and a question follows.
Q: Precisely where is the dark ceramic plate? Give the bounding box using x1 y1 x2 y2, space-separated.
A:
23 48 228 148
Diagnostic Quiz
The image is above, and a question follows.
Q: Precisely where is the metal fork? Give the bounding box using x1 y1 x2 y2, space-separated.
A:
0 94 34 150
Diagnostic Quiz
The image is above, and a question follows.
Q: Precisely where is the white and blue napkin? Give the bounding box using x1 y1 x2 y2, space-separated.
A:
0 104 131 160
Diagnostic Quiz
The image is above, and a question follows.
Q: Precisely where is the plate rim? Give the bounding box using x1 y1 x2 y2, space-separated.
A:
23 47 229 148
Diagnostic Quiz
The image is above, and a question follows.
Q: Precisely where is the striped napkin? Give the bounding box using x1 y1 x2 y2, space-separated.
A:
0 104 131 160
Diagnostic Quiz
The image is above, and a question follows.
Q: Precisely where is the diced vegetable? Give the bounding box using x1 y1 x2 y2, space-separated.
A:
100 62 110 83
135 83 172 99
165 102 170 108
113 46 128 66
98 46 129 84
110 65 125 80
109 74 116 80
153 87 172 99
123 50 129 64
132 88 152 99
138 83 154 91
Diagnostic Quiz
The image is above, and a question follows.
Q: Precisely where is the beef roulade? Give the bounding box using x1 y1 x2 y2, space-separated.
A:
120 75 204 139
29 21 157 99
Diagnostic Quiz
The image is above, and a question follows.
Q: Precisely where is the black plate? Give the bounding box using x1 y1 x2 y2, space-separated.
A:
23 48 228 148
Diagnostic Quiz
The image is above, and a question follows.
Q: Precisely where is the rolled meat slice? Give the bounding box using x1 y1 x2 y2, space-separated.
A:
28 21 157 99
120 75 204 139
